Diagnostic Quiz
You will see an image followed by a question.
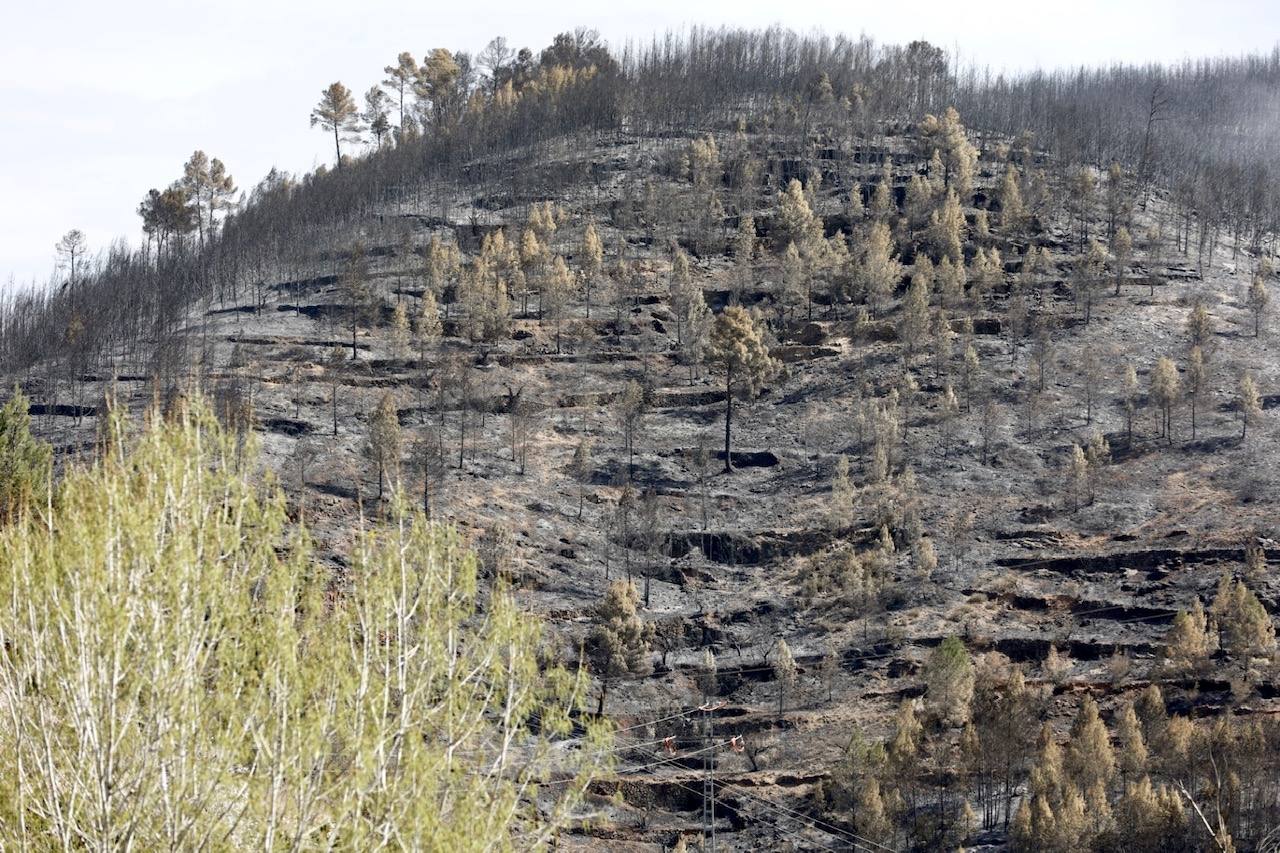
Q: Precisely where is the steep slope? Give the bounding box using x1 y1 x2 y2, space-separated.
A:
18 117 1280 850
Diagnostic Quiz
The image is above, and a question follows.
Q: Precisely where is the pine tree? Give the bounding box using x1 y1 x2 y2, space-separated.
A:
775 178 820 250
1000 164 1026 233
676 288 712 385
1043 644 1070 683
861 221 903 317
687 134 720 188
519 229 546 309
779 241 806 324
1161 598 1215 675
459 255 511 344
705 307 779 472
1247 272 1270 337
422 235 461 307
900 271 931 362
416 48 462 128
1079 238 1108 324
588 580 652 713
1068 166 1096 250
581 221 604 318
931 189 965 263
1186 346 1206 438
382 51 419 136
341 241 375 359
937 255 966 309
926 148 946 195
973 207 991 242
888 698 923 773
924 636 975 726
1134 685 1167 746
1186 301 1213 350
1114 776 1190 853
775 637 797 718
390 300 411 358
1115 700 1149 780
829 454 855 529
569 438 593 519
914 536 938 580
1011 797 1036 852
871 159 894 220
326 344 345 436
362 86 392 145
845 183 865 222
54 229 88 288
1066 696 1115 791
905 173 935 234
938 384 960 455
970 247 1003 308
699 648 718 701
1113 226 1133 295
414 290 443 361
614 380 645 479
1066 444 1089 512
818 645 839 701
366 391 402 502
1213 573 1276 662
929 307 952 378
854 777 893 846
1105 162 1129 238
542 255 574 353
310 81 362 167
1245 538 1268 584
1122 362 1140 441
919 108 978 200
1237 370 1261 440
1149 356 1180 442
733 214 757 263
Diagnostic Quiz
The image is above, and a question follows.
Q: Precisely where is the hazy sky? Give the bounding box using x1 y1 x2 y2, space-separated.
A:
2 0 1277 287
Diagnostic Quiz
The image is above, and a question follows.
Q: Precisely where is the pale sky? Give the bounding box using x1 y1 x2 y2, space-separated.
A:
2 0 1276 287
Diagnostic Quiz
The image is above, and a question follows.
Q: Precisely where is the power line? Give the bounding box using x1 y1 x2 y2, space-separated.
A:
537 739 729 787
720 779 896 853
653 772 850 851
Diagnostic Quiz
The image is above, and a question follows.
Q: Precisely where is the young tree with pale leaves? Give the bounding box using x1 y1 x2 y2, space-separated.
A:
0 399 609 850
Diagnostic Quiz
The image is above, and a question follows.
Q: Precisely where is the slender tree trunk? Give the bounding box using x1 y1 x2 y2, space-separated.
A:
723 365 734 473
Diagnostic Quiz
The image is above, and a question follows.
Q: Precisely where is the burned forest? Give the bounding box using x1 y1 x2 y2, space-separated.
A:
5 25 1280 853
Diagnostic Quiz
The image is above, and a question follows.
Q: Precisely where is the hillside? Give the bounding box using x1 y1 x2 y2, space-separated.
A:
7 29 1280 852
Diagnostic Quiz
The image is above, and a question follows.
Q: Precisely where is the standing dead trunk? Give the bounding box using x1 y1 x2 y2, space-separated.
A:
723 364 734 473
